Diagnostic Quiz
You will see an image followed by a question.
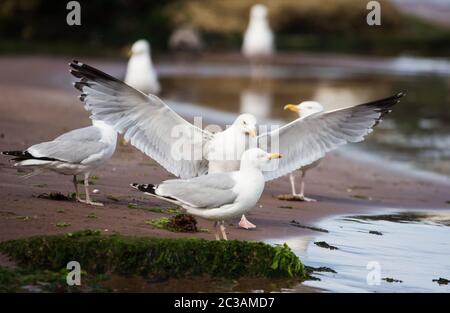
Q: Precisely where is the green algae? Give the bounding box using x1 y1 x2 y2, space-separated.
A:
37 192 75 202
55 222 70 228
0 230 305 280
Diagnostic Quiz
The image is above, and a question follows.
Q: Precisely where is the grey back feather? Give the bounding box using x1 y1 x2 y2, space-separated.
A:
54 126 102 142
158 173 237 209
28 140 108 164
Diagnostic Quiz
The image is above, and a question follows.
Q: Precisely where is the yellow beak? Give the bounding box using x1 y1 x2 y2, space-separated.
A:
268 152 283 160
247 128 257 137
284 104 300 113
127 49 132 57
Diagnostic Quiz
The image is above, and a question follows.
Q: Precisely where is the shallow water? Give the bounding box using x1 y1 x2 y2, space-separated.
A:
158 58 450 177
268 210 450 292
99 275 310 293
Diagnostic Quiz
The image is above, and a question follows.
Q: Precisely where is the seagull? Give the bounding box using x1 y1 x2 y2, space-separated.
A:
2 120 117 206
280 101 325 201
131 148 282 240
242 4 274 60
69 61 405 220
125 39 161 95
69 60 258 180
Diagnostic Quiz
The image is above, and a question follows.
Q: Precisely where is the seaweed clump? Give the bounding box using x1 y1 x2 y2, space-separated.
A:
432 277 449 285
314 241 339 250
37 192 75 202
168 214 197 232
146 213 198 232
0 230 305 280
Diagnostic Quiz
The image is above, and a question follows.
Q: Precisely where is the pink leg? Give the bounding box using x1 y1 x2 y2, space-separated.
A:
238 215 256 229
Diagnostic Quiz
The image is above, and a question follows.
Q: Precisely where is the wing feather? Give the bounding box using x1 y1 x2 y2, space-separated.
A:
27 140 108 164
157 173 238 209
70 60 212 178
54 126 102 142
259 92 405 181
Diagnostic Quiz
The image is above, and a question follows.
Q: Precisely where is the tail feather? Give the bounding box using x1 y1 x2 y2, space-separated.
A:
2 150 58 162
2 150 31 159
130 183 157 195
15 159 52 166
131 183 181 206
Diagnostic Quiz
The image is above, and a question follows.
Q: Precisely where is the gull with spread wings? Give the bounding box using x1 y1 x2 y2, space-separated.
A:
70 60 257 181
69 60 404 226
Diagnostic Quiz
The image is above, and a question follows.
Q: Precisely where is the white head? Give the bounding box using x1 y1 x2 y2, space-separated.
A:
250 4 268 20
284 101 324 118
233 113 258 137
240 148 282 170
130 39 150 56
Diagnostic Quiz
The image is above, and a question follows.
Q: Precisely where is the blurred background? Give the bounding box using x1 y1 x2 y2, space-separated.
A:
1 0 449 56
1 0 450 177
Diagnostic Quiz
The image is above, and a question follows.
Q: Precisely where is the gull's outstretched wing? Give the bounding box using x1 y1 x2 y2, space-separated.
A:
258 92 405 181
69 60 212 178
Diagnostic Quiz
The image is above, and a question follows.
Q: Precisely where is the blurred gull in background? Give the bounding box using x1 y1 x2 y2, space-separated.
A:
242 4 274 77
239 88 272 120
169 25 204 52
242 4 274 59
125 39 161 95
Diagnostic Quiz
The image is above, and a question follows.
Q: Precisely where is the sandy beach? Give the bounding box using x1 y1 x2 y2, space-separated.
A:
0 55 449 246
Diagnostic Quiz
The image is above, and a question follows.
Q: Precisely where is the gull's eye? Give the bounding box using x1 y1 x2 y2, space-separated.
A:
243 121 247 125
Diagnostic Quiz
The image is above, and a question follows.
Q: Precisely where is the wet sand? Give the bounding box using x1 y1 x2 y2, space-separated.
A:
1 56 449 245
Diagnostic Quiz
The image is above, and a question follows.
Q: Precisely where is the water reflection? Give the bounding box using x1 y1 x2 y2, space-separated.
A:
239 87 272 120
268 210 450 292
100 274 307 293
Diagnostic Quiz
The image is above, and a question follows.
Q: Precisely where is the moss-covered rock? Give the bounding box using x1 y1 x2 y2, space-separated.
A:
0 230 305 280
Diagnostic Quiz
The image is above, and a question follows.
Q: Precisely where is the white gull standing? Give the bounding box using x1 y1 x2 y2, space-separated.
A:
280 101 325 201
131 148 282 240
125 39 161 95
242 4 274 60
2 120 117 206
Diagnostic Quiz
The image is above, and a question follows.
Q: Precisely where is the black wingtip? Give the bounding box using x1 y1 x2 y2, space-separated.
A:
130 183 157 194
2 150 26 157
